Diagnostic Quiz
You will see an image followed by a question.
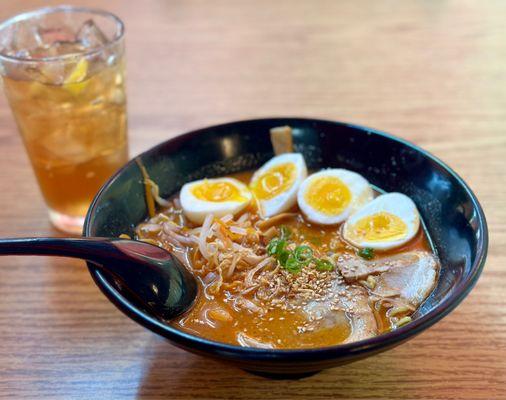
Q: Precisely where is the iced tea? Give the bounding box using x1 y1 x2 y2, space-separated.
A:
3 59 127 218
0 7 128 233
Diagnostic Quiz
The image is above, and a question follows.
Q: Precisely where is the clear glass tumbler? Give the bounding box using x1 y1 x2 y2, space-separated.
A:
0 6 128 233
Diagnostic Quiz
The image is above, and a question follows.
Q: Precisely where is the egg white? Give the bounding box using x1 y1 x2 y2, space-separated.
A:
180 177 252 224
297 169 373 225
342 192 420 250
250 153 307 217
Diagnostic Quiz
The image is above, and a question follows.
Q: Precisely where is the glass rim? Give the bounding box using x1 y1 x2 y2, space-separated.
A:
0 5 124 64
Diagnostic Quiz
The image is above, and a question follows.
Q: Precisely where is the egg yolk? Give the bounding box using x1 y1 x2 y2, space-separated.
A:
350 212 407 242
304 176 351 215
250 163 296 200
192 180 246 202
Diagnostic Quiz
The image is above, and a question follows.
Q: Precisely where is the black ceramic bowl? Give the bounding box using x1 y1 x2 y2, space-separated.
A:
84 118 487 378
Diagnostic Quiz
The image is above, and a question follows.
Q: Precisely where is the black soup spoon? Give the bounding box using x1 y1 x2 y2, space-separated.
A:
0 237 198 320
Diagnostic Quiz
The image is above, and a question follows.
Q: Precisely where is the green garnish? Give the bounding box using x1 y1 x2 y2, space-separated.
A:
267 236 335 274
314 258 334 271
267 238 281 256
267 237 290 266
267 238 283 256
358 247 375 260
294 245 313 263
278 248 290 266
285 254 303 273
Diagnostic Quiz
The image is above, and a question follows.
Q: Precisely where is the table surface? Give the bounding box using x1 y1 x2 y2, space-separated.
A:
0 1 505 399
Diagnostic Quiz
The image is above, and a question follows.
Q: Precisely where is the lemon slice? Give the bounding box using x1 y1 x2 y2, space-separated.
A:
64 58 89 95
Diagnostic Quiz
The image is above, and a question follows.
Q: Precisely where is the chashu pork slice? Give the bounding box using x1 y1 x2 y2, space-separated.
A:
336 251 438 308
303 280 378 344
373 251 438 307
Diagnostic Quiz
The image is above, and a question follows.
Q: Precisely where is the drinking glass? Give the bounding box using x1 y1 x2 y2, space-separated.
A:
0 6 128 233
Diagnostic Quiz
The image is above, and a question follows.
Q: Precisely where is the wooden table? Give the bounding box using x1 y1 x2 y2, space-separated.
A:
1 1 504 399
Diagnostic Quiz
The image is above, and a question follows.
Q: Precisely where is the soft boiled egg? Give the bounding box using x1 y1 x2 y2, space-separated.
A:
249 153 307 217
297 169 373 225
180 177 252 224
342 192 420 250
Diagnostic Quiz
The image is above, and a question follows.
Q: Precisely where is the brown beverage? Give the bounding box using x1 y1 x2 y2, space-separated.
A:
0 8 128 232
3 58 127 218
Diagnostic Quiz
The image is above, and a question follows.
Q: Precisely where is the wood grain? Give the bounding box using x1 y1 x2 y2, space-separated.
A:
0 1 505 399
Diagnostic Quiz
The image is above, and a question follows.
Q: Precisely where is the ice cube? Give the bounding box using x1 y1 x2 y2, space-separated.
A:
77 19 109 49
40 128 97 165
38 61 66 85
13 23 44 53
44 40 85 57
37 26 75 48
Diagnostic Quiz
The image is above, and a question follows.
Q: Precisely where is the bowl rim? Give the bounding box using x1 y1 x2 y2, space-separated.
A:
84 117 488 361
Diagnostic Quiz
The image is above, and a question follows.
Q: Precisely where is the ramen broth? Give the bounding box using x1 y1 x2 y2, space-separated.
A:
135 171 436 349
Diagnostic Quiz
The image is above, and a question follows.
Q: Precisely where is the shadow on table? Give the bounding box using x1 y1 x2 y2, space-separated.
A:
136 336 412 399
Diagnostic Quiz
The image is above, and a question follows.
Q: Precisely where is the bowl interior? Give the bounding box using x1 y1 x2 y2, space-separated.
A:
85 118 486 353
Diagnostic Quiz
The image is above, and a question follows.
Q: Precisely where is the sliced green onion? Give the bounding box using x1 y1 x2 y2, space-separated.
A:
267 235 335 274
278 249 290 267
294 245 313 263
267 238 280 256
314 258 334 271
358 247 375 260
285 255 303 273
267 237 290 266
267 238 286 256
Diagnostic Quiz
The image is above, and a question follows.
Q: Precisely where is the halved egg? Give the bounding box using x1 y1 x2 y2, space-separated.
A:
342 193 420 250
249 153 307 217
297 169 373 225
180 177 252 224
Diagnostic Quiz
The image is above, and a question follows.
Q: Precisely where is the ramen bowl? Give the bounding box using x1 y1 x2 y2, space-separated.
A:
84 118 487 378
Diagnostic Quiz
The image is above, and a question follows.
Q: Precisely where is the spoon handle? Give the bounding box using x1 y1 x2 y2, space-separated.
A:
0 237 118 263
0 236 181 286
